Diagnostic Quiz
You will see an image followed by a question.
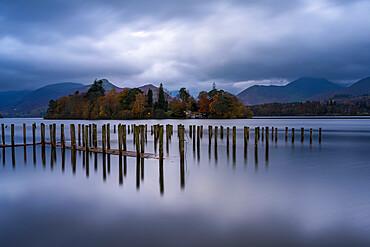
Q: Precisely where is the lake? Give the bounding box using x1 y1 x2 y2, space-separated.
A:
0 117 370 247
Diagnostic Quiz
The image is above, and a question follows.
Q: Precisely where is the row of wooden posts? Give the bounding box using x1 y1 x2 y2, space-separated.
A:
0 123 322 157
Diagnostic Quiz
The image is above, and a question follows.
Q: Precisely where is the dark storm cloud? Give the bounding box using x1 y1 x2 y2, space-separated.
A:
0 0 369 92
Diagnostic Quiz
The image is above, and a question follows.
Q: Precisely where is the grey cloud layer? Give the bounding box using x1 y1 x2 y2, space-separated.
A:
0 0 369 92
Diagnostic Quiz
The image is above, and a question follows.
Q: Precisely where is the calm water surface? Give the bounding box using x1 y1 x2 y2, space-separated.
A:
0 118 370 247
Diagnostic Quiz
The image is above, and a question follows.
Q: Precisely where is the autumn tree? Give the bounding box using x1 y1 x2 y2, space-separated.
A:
132 93 147 118
197 91 210 114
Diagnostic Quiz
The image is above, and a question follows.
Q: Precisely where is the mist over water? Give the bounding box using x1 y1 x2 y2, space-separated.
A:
0 118 370 247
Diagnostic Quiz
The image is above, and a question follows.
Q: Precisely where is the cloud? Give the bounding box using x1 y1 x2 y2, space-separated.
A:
0 0 369 93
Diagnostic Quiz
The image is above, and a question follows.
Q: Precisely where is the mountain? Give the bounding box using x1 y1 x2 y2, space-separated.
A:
308 77 370 101
0 90 32 110
1 82 84 117
237 77 343 105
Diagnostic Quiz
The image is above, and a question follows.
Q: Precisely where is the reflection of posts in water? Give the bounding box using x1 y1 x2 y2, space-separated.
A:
265 139 269 165
226 127 230 159
244 145 247 165
254 144 258 168
24 146 27 164
159 159 164 195
179 125 185 189
71 149 76 174
41 145 46 167
119 161 123 186
33 144 36 166
50 146 54 170
61 147 65 172
12 147 15 168
2 147 5 166
86 150 89 178
103 153 107 181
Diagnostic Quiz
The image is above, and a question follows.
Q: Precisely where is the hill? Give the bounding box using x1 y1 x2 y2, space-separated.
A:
237 77 343 105
1 82 84 117
308 77 370 101
0 90 32 110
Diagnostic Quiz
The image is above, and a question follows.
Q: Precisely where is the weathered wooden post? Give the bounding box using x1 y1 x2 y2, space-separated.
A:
200 125 203 138
49 124 53 146
291 128 295 143
123 125 127 152
189 125 192 138
271 126 274 141
232 126 236 148
82 124 85 146
70 124 76 149
266 127 269 147
32 123 36 146
274 127 277 142
93 124 97 147
262 127 265 141
107 123 111 149
179 125 185 161
85 125 89 152
301 128 304 142
244 127 248 147
310 128 313 144
254 127 258 148
118 124 122 157
11 124 15 147
226 127 230 147
285 127 288 142
214 126 218 147
101 124 106 154
220 126 224 139
1 123 5 145
135 126 140 159
23 123 26 145
319 128 322 143
41 123 45 147
78 124 81 146
114 125 116 134
53 123 56 146
61 124 65 149
208 125 212 147
159 125 164 160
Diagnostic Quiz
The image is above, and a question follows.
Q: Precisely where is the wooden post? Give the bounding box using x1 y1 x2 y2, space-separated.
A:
285 127 288 142
114 125 116 134
78 124 81 146
266 127 269 146
214 126 218 146
1 123 5 145
254 127 258 147
140 125 145 154
159 125 164 160
247 127 250 141
49 124 53 146
262 127 264 141
208 126 212 147
102 124 106 154
291 128 295 143
85 125 89 152
271 126 274 141
301 128 304 142
107 123 111 149
275 127 278 142
135 126 140 159
310 128 313 144
200 125 203 138
70 124 76 149
53 123 56 146
118 124 122 156
244 127 248 147
93 124 97 147
23 123 26 144
11 124 15 146
189 125 192 138
319 128 322 143
123 125 127 151
226 127 230 147
61 124 65 149
41 123 45 147
82 124 85 146
32 123 36 146
179 125 185 160
220 126 224 139
232 126 236 148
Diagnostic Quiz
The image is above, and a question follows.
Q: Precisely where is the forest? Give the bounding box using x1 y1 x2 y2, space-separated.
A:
250 98 370 116
45 80 252 119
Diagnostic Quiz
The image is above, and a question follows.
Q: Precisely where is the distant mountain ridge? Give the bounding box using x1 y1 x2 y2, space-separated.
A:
0 79 171 117
237 77 344 105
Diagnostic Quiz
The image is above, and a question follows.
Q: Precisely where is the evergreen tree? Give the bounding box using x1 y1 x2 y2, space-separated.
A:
156 83 167 110
147 89 153 107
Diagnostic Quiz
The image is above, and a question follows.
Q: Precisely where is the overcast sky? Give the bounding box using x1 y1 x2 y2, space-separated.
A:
0 0 369 93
